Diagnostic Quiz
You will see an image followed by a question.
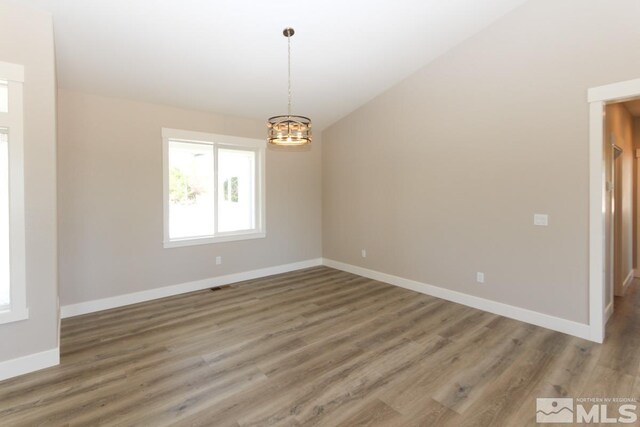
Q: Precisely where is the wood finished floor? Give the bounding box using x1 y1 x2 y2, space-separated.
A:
1 266 639 426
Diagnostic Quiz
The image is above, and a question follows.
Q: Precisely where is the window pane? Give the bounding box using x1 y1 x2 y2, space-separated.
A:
218 148 256 233
0 81 7 113
168 141 214 239
0 129 9 308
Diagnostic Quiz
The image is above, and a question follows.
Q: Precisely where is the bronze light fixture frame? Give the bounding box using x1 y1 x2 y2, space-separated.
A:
267 27 312 146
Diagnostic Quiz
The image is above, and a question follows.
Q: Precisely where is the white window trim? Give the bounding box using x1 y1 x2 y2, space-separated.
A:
0 61 28 324
162 128 266 248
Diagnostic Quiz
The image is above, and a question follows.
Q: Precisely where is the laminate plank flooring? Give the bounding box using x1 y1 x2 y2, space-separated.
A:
1 266 639 426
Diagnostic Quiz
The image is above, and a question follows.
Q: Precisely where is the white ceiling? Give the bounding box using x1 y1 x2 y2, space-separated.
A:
22 0 528 129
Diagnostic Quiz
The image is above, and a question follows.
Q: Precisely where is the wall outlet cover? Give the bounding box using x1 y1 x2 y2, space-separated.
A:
533 214 549 226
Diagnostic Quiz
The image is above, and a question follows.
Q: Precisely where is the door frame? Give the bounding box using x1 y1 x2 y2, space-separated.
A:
588 77 640 343
612 144 622 305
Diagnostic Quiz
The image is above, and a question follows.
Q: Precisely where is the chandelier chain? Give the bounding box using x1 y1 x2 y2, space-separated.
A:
287 32 292 117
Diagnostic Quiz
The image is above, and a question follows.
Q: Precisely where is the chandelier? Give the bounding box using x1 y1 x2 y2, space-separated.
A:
267 27 312 146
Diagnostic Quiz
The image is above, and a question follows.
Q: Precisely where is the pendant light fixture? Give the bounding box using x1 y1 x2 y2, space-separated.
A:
267 27 312 146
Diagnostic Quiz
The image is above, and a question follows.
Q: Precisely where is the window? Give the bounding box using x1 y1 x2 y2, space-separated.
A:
0 62 27 324
0 80 8 113
162 128 265 247
0 129 9 308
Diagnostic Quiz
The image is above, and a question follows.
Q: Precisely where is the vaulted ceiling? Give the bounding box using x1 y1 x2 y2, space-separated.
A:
22 0 528 129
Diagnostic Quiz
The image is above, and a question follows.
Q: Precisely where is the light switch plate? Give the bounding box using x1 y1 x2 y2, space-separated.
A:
534 214 549 226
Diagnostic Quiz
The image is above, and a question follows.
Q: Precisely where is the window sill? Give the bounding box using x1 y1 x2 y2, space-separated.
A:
0 306 29 325
163 231 266 248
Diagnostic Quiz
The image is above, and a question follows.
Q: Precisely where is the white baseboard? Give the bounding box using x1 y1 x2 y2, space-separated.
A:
605 301 614 324
61 258 323 318
0 347 59 382
322 258 592 341
61 256 593 341
622 269 635 293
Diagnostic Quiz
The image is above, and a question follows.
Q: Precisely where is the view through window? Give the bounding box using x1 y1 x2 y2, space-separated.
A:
164 131 264 246
218 148 256 233
168 141 215 239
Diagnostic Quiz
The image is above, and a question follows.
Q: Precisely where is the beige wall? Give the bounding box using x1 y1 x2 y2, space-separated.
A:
0 1 58 360
322 0 640 324
57 90 321 306
605 103 634 301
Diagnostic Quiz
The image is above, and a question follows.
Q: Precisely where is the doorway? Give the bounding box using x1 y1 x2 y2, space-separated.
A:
605 101 640 315
589 78 640 343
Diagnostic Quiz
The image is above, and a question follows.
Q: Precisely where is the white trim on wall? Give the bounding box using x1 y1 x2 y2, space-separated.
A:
622 269 635 294
588 77 640 344
588 78 640 103
323 258 592 341
589 99 605 343
605 301 614 324
0 347 59 382
61 258 323 318
0 307 28 324
62 257 596 341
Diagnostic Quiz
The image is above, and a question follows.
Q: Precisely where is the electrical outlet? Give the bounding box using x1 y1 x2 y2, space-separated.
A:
533 214 549 226
361 249 367 258
216 256 222 265
476 272 485 283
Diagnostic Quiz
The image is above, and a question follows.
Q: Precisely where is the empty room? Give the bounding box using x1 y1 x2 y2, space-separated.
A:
1 0 640 425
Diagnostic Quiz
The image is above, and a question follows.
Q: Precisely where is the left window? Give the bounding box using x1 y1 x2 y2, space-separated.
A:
0 62 27 324
162 128 266 248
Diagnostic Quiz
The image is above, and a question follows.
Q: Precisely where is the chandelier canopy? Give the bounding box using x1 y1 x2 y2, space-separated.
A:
267 28 312 146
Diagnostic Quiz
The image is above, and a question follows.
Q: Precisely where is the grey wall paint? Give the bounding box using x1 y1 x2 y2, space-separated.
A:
0 1 58 361
57 90 322 306
322 0 640 324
